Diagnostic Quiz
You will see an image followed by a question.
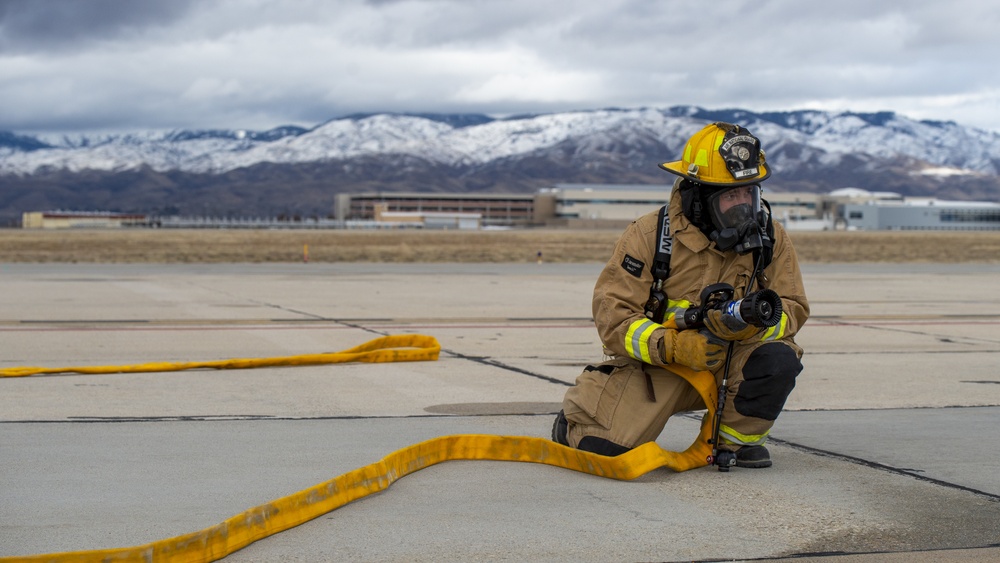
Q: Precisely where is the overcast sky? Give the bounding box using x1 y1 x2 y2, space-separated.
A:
2 0 999 135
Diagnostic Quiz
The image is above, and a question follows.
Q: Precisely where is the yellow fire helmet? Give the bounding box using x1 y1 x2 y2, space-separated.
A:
659 122 771 187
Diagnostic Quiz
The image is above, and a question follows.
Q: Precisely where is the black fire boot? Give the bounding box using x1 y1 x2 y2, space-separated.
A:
551 410 569 446
734 445 772 468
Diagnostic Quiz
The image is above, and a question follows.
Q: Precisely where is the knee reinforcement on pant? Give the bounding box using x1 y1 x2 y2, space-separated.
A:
734 343 802 421
577 436 631 457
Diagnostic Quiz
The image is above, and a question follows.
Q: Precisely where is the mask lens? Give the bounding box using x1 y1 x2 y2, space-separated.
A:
709 185 760 231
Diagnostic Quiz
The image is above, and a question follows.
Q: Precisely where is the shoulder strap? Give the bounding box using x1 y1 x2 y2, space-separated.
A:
642 205 672 323
754 198 775 273
651 205 671 283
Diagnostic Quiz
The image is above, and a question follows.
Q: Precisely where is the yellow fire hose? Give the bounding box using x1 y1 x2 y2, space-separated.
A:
0 334 716 563
0 334 442 378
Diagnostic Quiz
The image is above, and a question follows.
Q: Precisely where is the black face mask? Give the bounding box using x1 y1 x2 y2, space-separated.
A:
711 215 765 254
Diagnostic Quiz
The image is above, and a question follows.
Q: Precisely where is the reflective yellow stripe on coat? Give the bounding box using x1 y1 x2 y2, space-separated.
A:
662 298 692 328
760 312 789 341
625 319 661 364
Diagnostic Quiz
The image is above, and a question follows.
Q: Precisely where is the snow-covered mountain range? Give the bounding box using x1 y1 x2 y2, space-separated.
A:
3 106 999 177
1 106 998 222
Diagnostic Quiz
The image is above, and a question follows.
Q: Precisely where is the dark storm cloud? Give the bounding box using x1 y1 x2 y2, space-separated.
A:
0 0 203 53
0 0 199 53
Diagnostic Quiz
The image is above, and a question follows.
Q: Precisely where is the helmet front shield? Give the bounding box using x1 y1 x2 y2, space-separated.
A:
717 124 765 182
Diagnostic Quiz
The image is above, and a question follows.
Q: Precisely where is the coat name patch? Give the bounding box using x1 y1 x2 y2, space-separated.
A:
621 254 645 278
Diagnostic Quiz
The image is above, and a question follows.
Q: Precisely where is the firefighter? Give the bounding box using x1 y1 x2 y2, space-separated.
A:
552 122 809 468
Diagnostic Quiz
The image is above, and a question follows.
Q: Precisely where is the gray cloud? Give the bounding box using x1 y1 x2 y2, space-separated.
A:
1 0 999 134
0 0 198 52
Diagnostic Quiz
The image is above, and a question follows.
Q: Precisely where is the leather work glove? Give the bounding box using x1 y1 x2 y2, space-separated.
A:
705 308 759 341
659 329 726 371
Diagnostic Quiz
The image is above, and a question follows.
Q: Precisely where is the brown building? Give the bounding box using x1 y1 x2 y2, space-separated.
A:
22 211 150 229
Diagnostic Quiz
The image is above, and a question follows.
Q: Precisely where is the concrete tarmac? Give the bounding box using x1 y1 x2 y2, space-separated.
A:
2 262 1000 562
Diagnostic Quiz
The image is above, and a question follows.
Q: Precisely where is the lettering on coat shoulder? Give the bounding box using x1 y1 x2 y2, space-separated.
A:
621 254 645 278
658 226 672 256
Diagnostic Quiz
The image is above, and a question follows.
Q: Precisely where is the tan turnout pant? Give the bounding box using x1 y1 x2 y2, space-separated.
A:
562 339 803 451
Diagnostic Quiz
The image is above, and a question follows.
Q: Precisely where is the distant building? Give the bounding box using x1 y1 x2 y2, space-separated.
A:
22 211 150 229
335 193 535 227
841 198 1000 230
539 184 668 227
371 203 482 230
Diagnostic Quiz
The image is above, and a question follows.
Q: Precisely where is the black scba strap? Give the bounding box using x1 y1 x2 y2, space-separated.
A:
758 198 775 274
652 205 672 281
642 205 672 323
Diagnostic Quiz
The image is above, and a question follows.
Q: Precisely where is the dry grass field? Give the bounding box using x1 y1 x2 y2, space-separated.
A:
1 228 999 263
0 229 1000 263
